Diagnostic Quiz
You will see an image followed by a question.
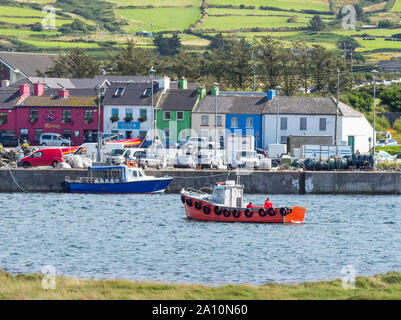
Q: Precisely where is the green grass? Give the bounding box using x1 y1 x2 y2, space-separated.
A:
0 17 71 26
208 8 334 18
357 38 401 52
209 0 331 12
391 0 401 12
332 28 401 37
20 39 101 48
376 145 401 155
3 269 401 299
116 7 200 33
106 0 201 6
0 5 45 16
0 28 60 36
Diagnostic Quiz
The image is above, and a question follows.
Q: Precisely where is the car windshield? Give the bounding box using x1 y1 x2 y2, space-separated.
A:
241 151 256 157
111 149 124 156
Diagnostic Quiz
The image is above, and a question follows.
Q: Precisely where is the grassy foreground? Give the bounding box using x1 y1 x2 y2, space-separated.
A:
2 270 401 300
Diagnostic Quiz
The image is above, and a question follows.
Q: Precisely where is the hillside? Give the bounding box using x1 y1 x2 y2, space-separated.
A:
0 0 401 63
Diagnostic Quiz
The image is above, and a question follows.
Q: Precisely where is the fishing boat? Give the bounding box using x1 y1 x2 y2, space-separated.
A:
180 180 305 223
63 164 172 194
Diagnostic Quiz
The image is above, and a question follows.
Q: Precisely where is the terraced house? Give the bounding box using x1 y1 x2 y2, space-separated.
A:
156 78 201 144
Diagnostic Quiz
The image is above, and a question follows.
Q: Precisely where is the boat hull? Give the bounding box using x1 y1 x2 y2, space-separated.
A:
67 178 173 194
181 194 305 223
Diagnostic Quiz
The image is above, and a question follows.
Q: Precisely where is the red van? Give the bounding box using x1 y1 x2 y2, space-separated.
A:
18 149 64 168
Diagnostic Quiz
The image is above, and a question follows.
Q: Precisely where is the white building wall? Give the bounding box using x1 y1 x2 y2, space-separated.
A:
103 105 153 138
192 113 226 142
339 115 374 153
263 114 336 149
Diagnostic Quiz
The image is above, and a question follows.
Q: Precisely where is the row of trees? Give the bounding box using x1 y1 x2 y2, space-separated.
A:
42 35 353 97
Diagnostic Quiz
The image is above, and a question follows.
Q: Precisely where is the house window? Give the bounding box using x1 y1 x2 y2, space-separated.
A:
216 115 222 126
177 111 184 121
0 112 7 125
246 117 253 128
280 136 287 144
84 110 93 124
139 109 147 121
201 115 209 126
63 129 71 139
231 117 238 128
126 108 133 116
34 128 43 142
74 131 80 138
112 108 119 116
280 117 287 131
20 128 28 140
114 87 125 97
62 110 71 123
319 118 327 131
300 117 307 131
29 110 38 124
164 111 171 121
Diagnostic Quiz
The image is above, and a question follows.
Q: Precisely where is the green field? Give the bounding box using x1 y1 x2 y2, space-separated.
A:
0 17 71 26
106 0 201 6
209 0 331 12
358 38 401 52
21 39 101 48
0 5 45 16
3 269 401 299
391 0 401 12
116 7 200 33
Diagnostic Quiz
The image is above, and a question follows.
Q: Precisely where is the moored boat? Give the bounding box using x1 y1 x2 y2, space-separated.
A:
180 180 305 223
63 165 172 194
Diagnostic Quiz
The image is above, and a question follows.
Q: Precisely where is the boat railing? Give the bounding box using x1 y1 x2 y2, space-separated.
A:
65 176 106 184
186 187 211 195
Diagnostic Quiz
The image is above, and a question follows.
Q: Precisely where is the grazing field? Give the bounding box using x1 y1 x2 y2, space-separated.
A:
105 0 201 6
208 0 331 12
358 38 401 52
116 7 200 33
391 0 401 12
0 5 45 16
20 39 101 49
0 17 71 26
207 8 335 19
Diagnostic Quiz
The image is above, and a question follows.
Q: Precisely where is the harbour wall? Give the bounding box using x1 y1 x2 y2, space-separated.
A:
0 169 400 194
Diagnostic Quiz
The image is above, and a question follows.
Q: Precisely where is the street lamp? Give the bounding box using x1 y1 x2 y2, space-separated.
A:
95 84 102 163
213 82 219 158
276 86 282 145
149 66 156 148
372 69 378 169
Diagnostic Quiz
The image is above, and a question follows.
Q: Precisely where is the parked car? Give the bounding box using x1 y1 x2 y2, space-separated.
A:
396 154 401 159
183 137 217 150
376 138 398 147
174 152 196 169
376 150 395 161
229 150 260 169
18 149 64 168
40 133 71 146
256 148 268 158
106 148 133 165
0 133 21 147
197 153 213 169
137 151 163 169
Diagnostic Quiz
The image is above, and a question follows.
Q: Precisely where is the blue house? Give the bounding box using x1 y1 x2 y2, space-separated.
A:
224 93 271 149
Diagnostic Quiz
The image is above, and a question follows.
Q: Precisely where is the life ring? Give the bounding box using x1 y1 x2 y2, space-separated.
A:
181 195 186 204
258 208 267 217
195 201 202 210
127 160 136 168
287 207 293 214
245 209 253 218
232 209 240 218
222 208 231 217
203 205 211 215
186 198 193 207
214 206 222 215
267 207 276 216
280 207 288 216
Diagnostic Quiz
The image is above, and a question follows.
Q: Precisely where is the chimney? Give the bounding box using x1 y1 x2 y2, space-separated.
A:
19 84 30 97
34 82 44 97
1 80 10 88
197 85 206 99
178 77 188 90
158 76 170 90
267 90 276 100
211 84 219 96
58 88 69 98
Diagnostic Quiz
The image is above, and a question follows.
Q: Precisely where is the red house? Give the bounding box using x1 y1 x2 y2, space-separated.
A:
0 82 102 146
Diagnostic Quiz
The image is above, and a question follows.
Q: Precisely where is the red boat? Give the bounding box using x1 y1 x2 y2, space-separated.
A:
180 180 305 223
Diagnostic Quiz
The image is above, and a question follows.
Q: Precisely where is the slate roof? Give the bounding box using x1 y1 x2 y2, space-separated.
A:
194 95 267 114
193 95 236 114
0 77 99 91
21 96 97 107
0 89 20 109
102 82 162 106
158 89 199 111
0 52 57 77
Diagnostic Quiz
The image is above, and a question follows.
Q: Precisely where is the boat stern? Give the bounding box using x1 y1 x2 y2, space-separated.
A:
284 206 306 224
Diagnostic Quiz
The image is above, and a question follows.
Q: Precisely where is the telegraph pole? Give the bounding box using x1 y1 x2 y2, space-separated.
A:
335 68 340 145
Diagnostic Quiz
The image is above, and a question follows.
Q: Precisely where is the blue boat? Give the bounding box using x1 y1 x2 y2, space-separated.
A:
63 165 173 194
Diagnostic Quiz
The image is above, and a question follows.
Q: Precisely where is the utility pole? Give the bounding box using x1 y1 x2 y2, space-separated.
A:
276 86 282 144
213 83 219 158
335 68 340 145
149 66 156 149
96 85 102 163
372 69 378 170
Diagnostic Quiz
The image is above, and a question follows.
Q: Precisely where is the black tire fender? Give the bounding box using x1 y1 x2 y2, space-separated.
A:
186 198 193 207
245 209 253 218
203 205 210 215
258 208 267 217
222 208 231 217
195 201 202 210
280 207 288 216
232 209 240 218
214 206 222 215
267 207 276 216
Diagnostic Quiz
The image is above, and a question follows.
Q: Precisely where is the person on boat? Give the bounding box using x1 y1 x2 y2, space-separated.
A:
264 197 273 209
247 202 254 209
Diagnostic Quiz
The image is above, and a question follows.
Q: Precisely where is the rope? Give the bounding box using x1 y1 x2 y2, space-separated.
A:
8 167 29 193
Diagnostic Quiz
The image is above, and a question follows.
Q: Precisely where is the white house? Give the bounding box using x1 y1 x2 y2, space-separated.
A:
262 96 374 153
102 77 169 140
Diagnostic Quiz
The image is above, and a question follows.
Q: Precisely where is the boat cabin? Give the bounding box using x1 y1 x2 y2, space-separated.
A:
209 181 244 208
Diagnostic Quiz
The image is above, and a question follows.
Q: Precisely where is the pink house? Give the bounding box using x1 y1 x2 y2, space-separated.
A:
0 82 103 146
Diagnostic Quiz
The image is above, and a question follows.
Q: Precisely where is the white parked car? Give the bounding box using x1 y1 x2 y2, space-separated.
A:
39 133 70 146
174 152 196 169
183 137 217 150
106 148 133 165
376 150 396 161
229 150 260 169
137 151 164 169
376 138 398 147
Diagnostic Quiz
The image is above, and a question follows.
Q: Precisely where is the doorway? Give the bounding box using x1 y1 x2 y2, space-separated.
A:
348 136 355 154
126 131 132 139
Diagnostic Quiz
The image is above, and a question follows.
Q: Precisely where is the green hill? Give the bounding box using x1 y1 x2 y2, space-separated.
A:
0 0 401 63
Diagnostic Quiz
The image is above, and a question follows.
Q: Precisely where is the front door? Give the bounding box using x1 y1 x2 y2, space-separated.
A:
126 131 132 139
348 136 355 154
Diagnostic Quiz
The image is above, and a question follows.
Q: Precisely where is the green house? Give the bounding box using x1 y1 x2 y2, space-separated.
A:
157 83 204 144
